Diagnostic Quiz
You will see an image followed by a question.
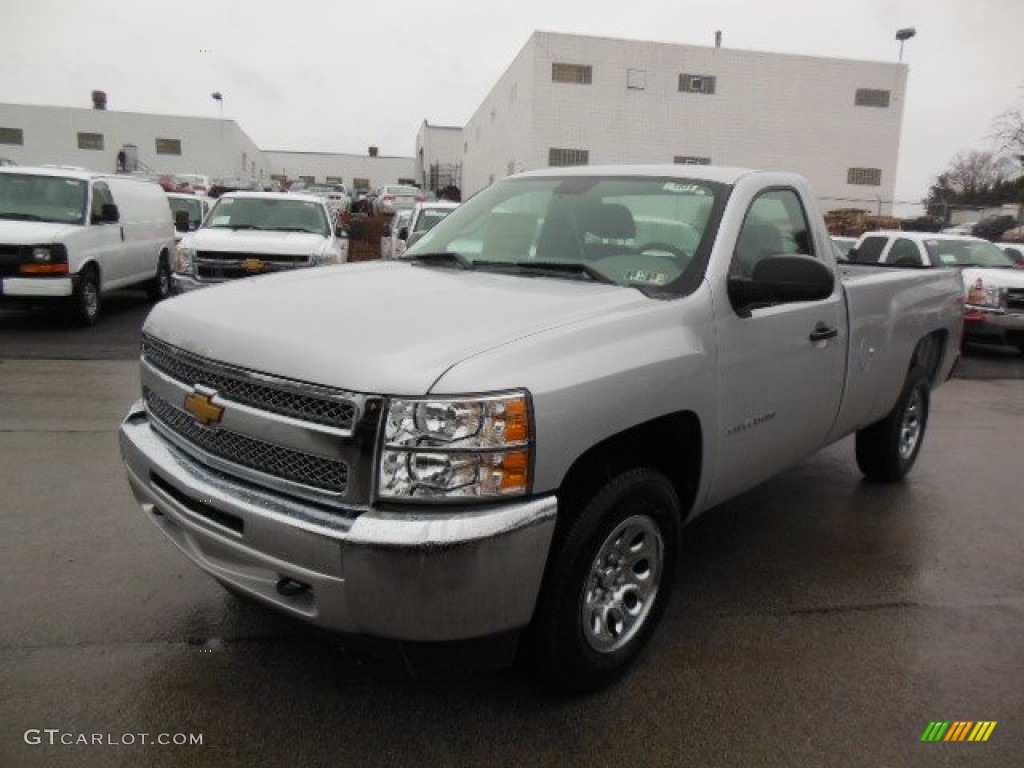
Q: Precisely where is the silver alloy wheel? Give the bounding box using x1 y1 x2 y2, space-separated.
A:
581 514 663 653
898 388 924 460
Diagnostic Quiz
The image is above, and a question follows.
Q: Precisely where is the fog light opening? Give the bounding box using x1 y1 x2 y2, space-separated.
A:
276 577 310 597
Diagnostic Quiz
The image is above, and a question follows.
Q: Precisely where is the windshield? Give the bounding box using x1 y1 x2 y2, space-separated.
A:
925 239 1016 268
0 173 88 225
204 197 328 235
402 175 725 292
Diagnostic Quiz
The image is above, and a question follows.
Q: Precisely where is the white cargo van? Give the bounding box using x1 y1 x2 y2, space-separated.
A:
0 166 176 324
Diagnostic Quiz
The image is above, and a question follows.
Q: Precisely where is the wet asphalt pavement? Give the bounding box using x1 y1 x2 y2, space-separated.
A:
0 295 1022 767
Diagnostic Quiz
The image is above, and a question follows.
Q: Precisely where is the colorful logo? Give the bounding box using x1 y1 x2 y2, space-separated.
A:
921 721 997 742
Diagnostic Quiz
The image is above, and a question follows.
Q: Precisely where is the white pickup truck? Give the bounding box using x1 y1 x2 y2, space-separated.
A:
120 166 962 691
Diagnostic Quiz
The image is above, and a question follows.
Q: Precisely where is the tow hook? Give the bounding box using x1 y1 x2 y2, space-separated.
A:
276 577 310 597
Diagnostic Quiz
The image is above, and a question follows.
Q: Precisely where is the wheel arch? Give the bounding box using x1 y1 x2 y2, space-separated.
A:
555 410 702 539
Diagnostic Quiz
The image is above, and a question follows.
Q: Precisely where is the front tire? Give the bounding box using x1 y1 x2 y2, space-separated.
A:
69 265 100 326
528 468 680 693
147 253 171 302
855 367 930 482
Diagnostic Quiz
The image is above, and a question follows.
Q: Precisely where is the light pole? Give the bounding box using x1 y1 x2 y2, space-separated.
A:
895 28 916 62
211 92 224 172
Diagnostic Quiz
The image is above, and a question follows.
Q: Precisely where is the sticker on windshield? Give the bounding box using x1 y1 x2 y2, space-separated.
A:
662 183 707 195
210 216 232 226
937 253 958 265
625 269 668 285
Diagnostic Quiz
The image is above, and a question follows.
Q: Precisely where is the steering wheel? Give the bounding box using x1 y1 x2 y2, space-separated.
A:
636 242 690 259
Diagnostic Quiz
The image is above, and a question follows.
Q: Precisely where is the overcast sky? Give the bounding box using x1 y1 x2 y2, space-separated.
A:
2 0 1022 213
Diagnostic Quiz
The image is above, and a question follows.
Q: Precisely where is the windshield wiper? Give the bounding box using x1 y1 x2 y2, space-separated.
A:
0 212 43 221
216 224 264 231
475 260 614 284
272 227 320 234
405 251 475 270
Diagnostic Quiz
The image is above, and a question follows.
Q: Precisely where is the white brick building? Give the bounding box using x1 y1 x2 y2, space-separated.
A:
462 31 908 213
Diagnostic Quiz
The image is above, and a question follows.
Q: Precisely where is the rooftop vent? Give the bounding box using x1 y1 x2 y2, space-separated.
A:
91 90 107 110
368 146 378 157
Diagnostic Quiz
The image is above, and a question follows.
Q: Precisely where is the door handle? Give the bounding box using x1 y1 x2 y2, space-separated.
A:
809 322 838 342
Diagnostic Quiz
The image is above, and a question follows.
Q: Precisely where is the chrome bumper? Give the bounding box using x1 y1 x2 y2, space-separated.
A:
119 400 558 642
170 274 206 293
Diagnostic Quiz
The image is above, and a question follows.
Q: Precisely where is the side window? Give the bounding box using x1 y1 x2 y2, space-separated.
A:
852 236 887 263
730 188 815 278
886 238 923 266
90 182 114 223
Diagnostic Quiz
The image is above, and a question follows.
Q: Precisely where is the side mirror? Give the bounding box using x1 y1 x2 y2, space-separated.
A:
398 226 409 240
174 210 191 232
101 203 120 223
846 247 858 261
727 254 834 316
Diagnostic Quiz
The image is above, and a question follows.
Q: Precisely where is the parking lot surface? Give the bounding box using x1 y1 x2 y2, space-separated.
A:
1 295 1022 767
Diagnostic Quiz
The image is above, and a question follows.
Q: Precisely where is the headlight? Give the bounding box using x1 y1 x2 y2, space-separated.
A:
378 391 532 500
172 245 194 275
966 278 1005 310
32 246 53 263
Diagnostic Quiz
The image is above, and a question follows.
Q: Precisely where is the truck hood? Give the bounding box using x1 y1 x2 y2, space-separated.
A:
143 261 653 394
184 227 327 255
0 219 81 243
962 266 1024 289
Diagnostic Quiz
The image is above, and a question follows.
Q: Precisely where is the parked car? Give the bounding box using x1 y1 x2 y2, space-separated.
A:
209 177 262 198
850 230 1024 354
173 174 212 195
971 213 1017 242
306 183 351 216
996 242 1024 266
0 165 175 324
171 191 348 292
830 235 858 260
372 184 424 215
941 222 978 236
166 192 212 242
399 200 460 252
121 165 962 692
380 209 412 260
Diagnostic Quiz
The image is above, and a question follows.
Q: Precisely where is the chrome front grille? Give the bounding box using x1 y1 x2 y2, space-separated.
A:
142 337 356 429
145 387 349 494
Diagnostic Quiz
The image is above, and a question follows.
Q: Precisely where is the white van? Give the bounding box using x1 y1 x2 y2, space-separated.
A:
0 166 176 324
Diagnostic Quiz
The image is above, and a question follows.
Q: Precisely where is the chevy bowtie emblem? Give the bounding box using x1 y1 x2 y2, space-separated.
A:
184 390 224 426
239 258 267 272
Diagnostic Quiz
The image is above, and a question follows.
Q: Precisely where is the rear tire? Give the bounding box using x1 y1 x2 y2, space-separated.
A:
527 468 680 693
855 367 930 482
69 265 100 326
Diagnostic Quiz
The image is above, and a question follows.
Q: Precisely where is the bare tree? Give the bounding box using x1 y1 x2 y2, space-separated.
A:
940 150 1015 198
991 107 1024 156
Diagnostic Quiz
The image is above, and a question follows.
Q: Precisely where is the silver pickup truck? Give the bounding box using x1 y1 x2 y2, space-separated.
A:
119 166 962 691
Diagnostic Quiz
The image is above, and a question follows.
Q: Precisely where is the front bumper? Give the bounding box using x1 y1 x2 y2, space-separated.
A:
171 274 206 294
963 306 1024 347
119 400 558 643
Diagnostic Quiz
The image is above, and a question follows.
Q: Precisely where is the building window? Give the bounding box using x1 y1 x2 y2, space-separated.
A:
299 175 315 184
674 156 711 165
854 89 891 108
847 167 882 186
155 138 182 155
627 69 647 90
325 176 342 183
552 62 592 84
398 178 417 186
0 127 24 145
77 132 104 151
679 73 716 95
549 148 589 167
352 177 369 190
